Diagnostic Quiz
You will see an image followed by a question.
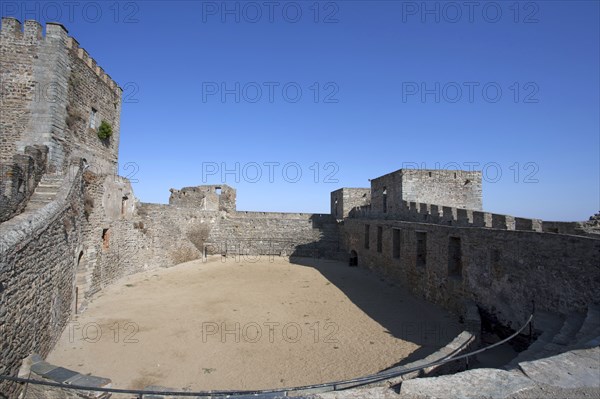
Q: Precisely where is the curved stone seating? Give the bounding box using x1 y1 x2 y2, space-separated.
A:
381 330 477 386
503 312 564 370
321 305 599 398
504 305 600 371
569 304 600 350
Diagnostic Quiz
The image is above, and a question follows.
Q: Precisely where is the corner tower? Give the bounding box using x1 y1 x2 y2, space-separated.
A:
0 18 122 174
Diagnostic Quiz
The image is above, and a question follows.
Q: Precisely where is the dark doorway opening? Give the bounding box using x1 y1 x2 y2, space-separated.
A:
349 250 358 266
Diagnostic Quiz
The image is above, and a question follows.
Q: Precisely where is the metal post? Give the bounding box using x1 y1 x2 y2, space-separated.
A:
529 299 535 342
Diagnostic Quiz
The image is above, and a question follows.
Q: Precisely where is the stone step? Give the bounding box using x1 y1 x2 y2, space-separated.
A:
27 197 50 204
536 311 587 358
570 325 600 350
570 304 600 349
380 330 477 387
29 195 55 202
576 304 600 336
580 333 600 348
399 368 536 399
552 312 586 346
35 186 60 194
40 181 63 186
41 174 64 180
24 202 48 212
518 347 600 390
39 177 63 184
37 181 62 187
19 174 65 213
504 312 564 370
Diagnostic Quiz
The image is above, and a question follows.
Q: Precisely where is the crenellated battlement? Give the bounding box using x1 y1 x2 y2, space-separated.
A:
66 37 121 94
392 199 543 231
1 17 121 96
349 199 544 232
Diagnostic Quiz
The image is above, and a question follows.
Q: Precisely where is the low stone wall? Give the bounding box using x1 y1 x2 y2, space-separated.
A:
340 218 600 330
0 162 84 397
210 212 340 259
128 205 341 268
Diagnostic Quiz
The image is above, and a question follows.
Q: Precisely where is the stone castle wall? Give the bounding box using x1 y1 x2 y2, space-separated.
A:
340 218 600 330
209 211 340 259
73 184 341 310
75 172 149 311
132 206 340 265
0 162 85 397
135 202 215 267
0 16 598 398
169 185 236 212
63 35 122 175
0 19 38 164
0 18 121 175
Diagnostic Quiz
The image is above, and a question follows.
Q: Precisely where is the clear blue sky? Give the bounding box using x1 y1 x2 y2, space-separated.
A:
3 1 599 220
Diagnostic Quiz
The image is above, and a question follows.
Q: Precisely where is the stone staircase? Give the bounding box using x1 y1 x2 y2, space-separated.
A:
23 174 64 212
0 174 65 232
504 304 600 370
569 304 600 349
384 305 600 399
503 312 564 369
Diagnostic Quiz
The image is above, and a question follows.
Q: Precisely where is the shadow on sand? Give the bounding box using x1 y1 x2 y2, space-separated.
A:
289 244 463 369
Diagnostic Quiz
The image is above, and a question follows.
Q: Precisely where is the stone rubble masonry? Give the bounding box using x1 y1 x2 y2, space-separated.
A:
0 17 122 175
0 145 47 222
0 162 85 398
330 188 371 219
355 198 544 232
169 184 236 212
75 179 341 313
334 170 544 233
542 219 600 237
370 169 483 215
0 17 599 398
340 217 600 330
75 172 148 311
0 18 37 164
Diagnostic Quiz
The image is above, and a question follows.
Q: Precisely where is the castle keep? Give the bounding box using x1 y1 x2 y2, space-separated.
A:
0 18 598 398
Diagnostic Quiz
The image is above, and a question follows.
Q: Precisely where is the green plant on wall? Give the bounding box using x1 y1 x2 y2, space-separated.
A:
97 120 113 140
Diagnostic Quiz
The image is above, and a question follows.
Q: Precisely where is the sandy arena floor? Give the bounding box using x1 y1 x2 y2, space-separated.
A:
47 257 461 391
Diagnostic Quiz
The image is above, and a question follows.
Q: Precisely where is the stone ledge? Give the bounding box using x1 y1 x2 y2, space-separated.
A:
399 368 535 399
518 347 600 389
19 354 111 399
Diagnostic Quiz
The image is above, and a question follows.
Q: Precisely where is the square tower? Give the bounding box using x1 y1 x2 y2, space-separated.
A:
370 169 483 214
